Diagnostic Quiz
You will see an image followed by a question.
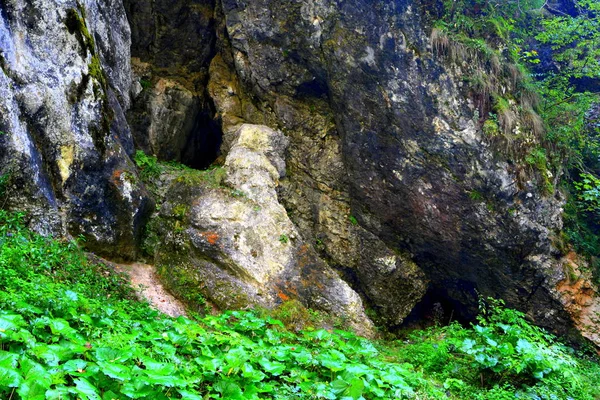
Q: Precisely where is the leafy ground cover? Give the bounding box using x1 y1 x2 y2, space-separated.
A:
0 211 599 399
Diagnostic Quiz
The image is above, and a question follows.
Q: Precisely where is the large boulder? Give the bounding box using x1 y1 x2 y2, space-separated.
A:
153 124 374 335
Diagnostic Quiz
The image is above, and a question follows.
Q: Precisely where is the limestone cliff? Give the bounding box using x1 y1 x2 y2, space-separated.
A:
0 0 151 259
1 0 599 345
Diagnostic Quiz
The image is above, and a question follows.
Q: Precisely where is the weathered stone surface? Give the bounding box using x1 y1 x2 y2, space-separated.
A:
153 124 374 335
215 0 589 338
0 0 151 258
128 75 201 161
555 253 600 345
123 0 216 81
3 0 599 345
123 0 222 168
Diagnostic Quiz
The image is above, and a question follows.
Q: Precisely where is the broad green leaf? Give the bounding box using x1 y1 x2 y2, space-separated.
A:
95 347 131 363
46 386 71 399
0 350 18 368
62 359 88 373
98 361 131 381
49 318 76 337
179 390 204 400
72 378 101 400
516 338 533 353
121 379 156 399
17 379 48 400
258 358 285 376
242 362 266 382
21 357 52 386
213 379 244 400
0 314 25 332
0 366 21 388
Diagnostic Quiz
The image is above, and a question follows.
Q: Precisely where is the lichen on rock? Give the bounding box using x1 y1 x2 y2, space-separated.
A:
149 124 375 336
0 0 151 259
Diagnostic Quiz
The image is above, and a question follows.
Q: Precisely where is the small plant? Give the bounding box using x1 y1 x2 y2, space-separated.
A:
483 118 500 136
139 78 152 90
315 238 325 250
525 147 554 194
0 173 10 199
133 150 162 180
88 55 107 92
348 215 358 226
469 190 483 201
230 189 246 198
574 173 600 214
460 298 577 385
173 204 188 220
174 165 227 189
279 234 289 244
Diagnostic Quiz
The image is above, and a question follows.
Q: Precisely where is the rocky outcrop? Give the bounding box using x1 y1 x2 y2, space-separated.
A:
209 0 577 334
152 124 374 335
556 253 600 345
0 0 151 258
2 0 599 345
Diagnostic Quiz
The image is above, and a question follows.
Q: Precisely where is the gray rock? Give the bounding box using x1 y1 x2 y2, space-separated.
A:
154 124 375 335
3 0 599 346
215 0 590 339
0 0 151 259
123 0 222 169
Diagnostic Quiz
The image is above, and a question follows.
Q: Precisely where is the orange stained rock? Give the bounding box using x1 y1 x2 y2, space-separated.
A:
556 252 600 347
201 231 220 245
112 169 123 182
277 291 290 301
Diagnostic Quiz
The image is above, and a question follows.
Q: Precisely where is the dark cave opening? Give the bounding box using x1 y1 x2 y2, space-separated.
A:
400 283 479 330
179 110 223 170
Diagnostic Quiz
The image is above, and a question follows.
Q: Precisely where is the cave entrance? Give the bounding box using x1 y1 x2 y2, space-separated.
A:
400 283 479 330
179 110 223 170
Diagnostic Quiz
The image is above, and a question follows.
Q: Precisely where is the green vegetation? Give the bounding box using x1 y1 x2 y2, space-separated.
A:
133 150 227 190
65 4 95 57
88 55 107 93
278 234 289 244
348 215 358 226
140 79 152 91
434 0 600 277
0 173 10 199
469 190 483 201
134 150 162 180
173 165 227 189
0 211 599 399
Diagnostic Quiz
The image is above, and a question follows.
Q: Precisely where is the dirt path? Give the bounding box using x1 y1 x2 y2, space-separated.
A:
115 263 187 318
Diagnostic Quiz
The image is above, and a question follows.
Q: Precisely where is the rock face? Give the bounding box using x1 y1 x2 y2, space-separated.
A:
153 124 374 335
211 0 578 333
2 0 600 344
123 0 222 169
0 0 151 259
